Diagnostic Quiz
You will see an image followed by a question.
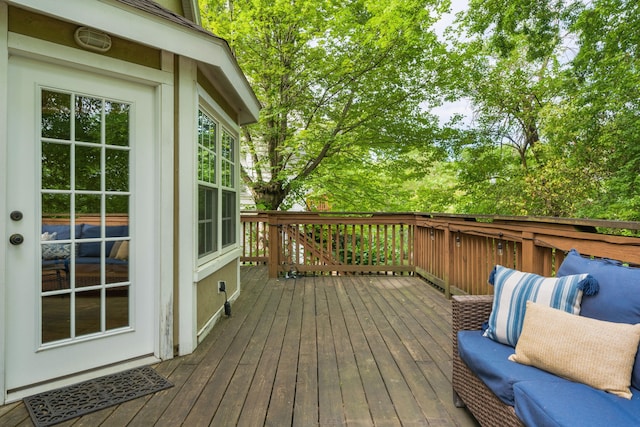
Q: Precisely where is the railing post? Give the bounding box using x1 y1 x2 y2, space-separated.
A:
443 227 452 299
521 232 544 274
268 218 280 279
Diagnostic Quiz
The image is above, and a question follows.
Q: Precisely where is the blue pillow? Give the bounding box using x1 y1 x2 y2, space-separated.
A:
557 249 640 389
484 265 598 347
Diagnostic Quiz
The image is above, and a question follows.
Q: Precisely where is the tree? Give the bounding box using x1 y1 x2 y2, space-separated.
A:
439 0 640 221
443 0 617 217
562 0 640 220
200 0 450 210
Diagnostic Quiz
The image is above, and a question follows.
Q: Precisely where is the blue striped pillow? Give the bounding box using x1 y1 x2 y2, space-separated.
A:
483 265 598 347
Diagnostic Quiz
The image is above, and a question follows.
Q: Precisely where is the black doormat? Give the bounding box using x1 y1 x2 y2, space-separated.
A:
23 366 173 427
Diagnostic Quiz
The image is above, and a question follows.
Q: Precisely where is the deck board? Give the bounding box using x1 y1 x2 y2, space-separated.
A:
0 266 479 426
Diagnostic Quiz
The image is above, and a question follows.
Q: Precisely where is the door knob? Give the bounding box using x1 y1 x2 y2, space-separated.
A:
10 211 23 221
9 234 24 245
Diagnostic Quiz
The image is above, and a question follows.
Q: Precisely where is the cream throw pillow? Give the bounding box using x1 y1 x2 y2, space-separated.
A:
509 301 640 399
115 241 129 260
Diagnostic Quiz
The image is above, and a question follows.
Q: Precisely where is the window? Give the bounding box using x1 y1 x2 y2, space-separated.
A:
198 186 217 256
222 190 236 248
197 108 238 260
198 110 217 258
221 129 237 248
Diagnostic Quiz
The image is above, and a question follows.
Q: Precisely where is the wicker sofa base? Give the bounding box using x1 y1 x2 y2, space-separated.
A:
452 295 524 427
453 353 523 427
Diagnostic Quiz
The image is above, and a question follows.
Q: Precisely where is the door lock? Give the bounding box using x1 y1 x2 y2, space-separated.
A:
10 211 23 221
9 234 24 245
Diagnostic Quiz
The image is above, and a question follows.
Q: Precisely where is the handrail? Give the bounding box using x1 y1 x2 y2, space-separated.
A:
241 211 640 297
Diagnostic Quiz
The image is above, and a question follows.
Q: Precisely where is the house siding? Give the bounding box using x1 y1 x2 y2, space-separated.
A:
8 6 161 70
153 0 185 16
196 258 239 335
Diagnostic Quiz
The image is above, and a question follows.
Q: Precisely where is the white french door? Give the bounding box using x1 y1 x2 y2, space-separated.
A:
5 57 158 397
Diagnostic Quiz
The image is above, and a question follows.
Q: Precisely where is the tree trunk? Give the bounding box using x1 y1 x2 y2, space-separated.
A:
250 182 289 211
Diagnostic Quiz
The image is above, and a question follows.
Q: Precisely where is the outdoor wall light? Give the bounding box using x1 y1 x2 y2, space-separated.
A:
455 233 461 248
430 228 435 240
497 233 504 256
74 27 112 53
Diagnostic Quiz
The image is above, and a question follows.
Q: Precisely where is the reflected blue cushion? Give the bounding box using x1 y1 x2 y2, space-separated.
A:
42 224 82 240
557 249 640 389
514 380 640 427
78 224 129 257
457 330 560 406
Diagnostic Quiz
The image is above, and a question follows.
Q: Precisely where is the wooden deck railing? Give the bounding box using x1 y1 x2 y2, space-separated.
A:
241 212 414 278
241 211 640 297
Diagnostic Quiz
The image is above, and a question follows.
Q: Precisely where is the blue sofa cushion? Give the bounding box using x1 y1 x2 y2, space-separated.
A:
557 249 640 390
514 380 640 427
457 330 560 406
78 224 129 257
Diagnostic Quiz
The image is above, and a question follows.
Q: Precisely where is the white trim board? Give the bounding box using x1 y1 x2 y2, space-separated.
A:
8 33 172 86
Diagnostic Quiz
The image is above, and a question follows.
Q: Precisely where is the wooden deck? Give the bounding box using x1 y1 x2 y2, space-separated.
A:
1 266 479 426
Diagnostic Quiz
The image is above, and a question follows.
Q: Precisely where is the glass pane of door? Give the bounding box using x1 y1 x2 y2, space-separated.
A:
41 89 131 345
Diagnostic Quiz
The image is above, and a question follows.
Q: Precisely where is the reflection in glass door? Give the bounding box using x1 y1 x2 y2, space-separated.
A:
40 89 131 345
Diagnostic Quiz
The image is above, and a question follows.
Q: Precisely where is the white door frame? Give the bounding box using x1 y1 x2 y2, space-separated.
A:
1 32 174 403
0 2 10 405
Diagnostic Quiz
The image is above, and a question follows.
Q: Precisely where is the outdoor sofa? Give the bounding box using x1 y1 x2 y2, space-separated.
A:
42 223 129 290
453 249 640 426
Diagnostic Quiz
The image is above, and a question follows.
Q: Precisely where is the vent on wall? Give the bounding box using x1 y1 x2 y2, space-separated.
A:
74 27 112 53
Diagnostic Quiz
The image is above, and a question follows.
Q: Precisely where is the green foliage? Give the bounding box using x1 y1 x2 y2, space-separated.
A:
200 0 448 210
442 0 640 221
566 0 640 220
200 0 639 221
462 0 580 60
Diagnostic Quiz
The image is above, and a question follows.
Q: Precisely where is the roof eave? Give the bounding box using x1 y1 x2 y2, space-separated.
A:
7 0 260 124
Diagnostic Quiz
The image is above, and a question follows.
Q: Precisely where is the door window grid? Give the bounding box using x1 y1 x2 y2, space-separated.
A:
40 89 131 345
